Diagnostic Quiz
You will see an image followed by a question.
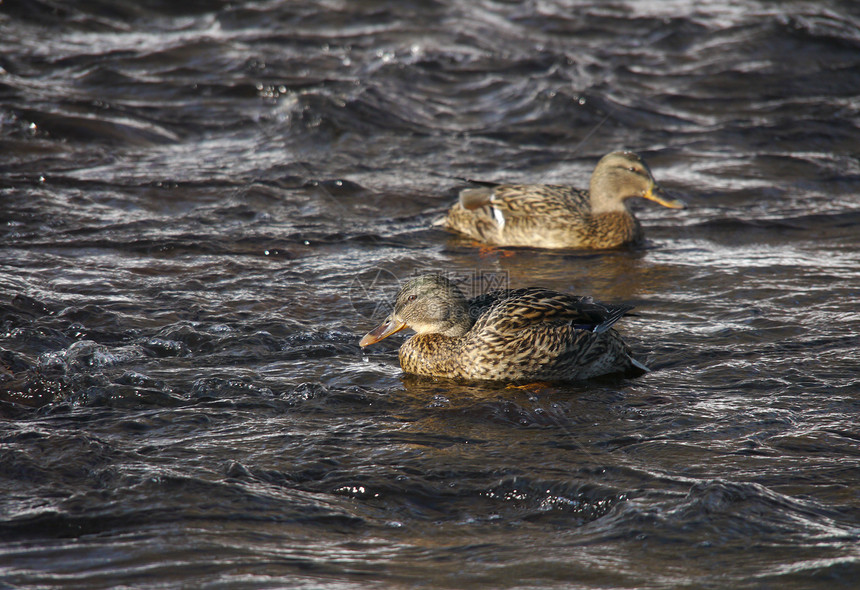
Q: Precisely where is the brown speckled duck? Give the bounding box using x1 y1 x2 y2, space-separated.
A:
359 275 648 382
438 151 685 249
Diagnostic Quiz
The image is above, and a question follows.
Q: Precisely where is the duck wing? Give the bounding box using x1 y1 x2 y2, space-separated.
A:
461 288 639 380
469 288 632 334
459 185 591 218
450 186 592 244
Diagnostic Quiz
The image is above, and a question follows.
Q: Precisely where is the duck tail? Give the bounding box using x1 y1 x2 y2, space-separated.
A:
629 357 650 373
459 187 494 210
593 304 634 334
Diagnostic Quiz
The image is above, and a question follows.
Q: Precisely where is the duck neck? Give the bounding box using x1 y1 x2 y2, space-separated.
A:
417 304 471 338
589 174 631 214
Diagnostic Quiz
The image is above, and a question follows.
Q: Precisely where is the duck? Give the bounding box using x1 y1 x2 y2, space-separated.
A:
359 274 648 382
437 151 685 249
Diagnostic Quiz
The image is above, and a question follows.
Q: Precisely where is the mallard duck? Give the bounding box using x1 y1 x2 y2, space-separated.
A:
359 274 648 382
438 151 685 249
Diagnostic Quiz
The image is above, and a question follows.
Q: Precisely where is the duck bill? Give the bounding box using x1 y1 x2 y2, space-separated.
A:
642 185 686 209
359 317 407 347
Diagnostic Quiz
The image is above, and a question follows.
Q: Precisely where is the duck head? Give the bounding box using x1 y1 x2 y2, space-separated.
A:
590 151 686 212
359 275 472 347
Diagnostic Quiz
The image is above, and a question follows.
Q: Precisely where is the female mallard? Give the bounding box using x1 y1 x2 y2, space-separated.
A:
439 151 685 249
359 275 648 382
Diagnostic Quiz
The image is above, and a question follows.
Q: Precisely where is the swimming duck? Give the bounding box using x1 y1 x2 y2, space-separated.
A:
438 151 685 249
359 274 648 382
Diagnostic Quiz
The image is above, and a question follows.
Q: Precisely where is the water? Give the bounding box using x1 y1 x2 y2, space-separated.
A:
1 0 859 587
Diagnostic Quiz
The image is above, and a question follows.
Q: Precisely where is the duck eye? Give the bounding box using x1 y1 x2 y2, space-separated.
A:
627 166 636 172
407 294 417 302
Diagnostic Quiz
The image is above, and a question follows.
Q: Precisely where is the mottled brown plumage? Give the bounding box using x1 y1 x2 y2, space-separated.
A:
439 151 685 249
359 275 648 382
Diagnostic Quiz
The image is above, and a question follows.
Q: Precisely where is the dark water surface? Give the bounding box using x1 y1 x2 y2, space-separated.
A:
2 1 859 588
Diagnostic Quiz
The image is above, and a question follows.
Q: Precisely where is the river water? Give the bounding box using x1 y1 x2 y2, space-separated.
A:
1 1 859 588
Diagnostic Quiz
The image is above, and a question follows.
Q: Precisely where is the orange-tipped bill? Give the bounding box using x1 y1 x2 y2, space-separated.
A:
359 317 407 347
642 185 686 209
